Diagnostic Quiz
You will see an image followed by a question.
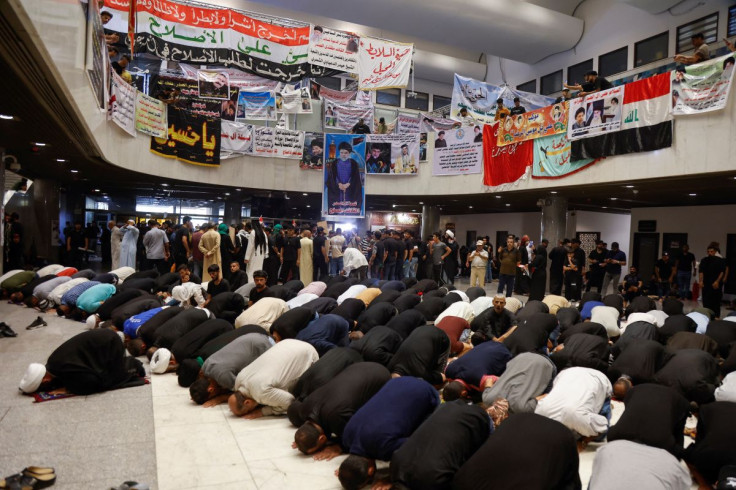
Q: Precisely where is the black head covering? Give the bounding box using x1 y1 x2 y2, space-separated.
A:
331 298 366 324
662 297 684 316
413 297 447 322
326 274 348 287
385 309 427 339
401 277 418 289
322 282 352 299
126 269 160 281
559 321 607 344
579 291 602 310
302 297 338 315
154 272 180 292
357 302 398 333
516 300 550 322
704 320 736 357
269 285 297 301
283 280 305 294
612 321 659 358
118 278 156 293
393 293 421 313
72 269 97 280
350 325 403 366
422 288 447 299
666 331 719 357
602 294 624 316
371 289 402 305
626 296 656 317
556 307 581 332
658 315 696 344
381 280 407 292
442 292 463 309
465 286 486 302
270 307 316 339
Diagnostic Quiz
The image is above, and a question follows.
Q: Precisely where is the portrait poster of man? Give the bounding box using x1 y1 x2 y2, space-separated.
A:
323 134 366 217
197 70 230 100
366 134 419 174
301 132 324 170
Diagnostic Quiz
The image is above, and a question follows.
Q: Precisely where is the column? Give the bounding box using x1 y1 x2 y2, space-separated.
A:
421 204 440 240
540 195 568 246
223 199 242 226
30 178 61 263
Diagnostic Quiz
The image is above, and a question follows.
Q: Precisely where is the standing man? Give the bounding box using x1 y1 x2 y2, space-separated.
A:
548 239 569 296
394 230 407 281
429 232 450 286
66 221 88 269
601 242 626 297
382 230 398 281
675 243 696 300
497 235 520 297
587 240 608 293
110 221 122 270
699 242 726 318
467 240 489 288
119 219 139 269
279 226 301 283
529 239 548 301
199 222 221 276
143 220 170 274
509 97 526 115
171 217 192 269
299 229 313 287
444 230 459 285
312 227 329 282
100 220 113 266
190 224 205 279
577 70 613 97
329 228 346 278
494 99 510 121
570 238 586 294
369 231 385 280
654 252 675 300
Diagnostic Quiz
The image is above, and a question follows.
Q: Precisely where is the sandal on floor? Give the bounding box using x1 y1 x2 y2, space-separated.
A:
0 474 36 490
22 468 53 476
21 470 55 488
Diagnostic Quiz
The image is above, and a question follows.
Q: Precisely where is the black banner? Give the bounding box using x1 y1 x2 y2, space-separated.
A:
153 74 238 121
570 121 673 161
150 106 221 167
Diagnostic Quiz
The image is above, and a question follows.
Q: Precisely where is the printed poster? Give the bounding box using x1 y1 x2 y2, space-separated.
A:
419 113 460 133
567 85 625 140
497 102 568 147
237 91 277 120
324 102 374 131
308 25 359 73
135 91 168 138
197 70 230 100
532 134 597 179
358 37 413 90
365 134 420 174
150 106 221 166
109 70 137 137
254 126 275 157
277 86 313 113
220 120 253 159
397 114 420 134
301 132 324 170
274 128 306 159
323 134 366 217
672 53 736 115
432 127 483 176
310 81 357 103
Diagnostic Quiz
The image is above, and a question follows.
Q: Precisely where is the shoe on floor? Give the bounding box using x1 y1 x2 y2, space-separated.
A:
25 316 48 330
0 323 18 337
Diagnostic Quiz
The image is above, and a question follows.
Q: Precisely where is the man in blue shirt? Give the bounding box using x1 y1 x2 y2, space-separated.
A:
601 241 627 296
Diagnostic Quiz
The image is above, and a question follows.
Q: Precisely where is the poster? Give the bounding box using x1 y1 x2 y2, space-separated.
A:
672 53 736 115
308 25 359 73
274 128 306 159
85 0 109 110
365 134 420 174
532 134 597 179
237 91 276 120
497 102 568 147
135 91 168 138
323 134 366 217
419 113 460 133
324 102 374 131
432 127 483 176
220 120 253 159
301 132 324 170
482 123 533 187
109 70 137 137
197 70 230 100
310 81 357 103
567 85 625 141
397 114 420 134
150 106 221 166
277 87 312 113
254 126 275 157
358 37 413 90
154 71 241 121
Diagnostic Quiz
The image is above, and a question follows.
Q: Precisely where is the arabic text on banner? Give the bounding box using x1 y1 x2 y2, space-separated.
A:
178 64 280 93
307 25 359 73
254 126 275 157
567 85 625 141
482 123 533 187
109 70 137 137
197 70 231 100
672 53 736 115
432 127 483 176
274 128 306 159
237 91 276 120
324 102 374 131
365 134 420 174
150 106 221 166
277 87 312 113
532 134 596 179
155 73 239 121
497 102 568 147
135 91 168 138
419 113 460 133
310 81 357 103
358 37 413 90
397 114 420 134
301 132 324 170
323 134 366 217
220 120 253 159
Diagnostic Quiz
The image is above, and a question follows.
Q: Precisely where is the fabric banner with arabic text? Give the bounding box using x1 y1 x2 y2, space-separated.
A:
324 102 374 131
482 123 533 187
109 71 137 137
432 127 483 176
419 113 459 132
358 37 413 90
397 114 420 134
150 106 221 166
308 25 359 73
497 102 568 147
532 134 596 179
275 128 305 159
254 126 275 157
277 87 312 113
310 81 356 103
87 0 110 109
365 134 420 175
672 53 736 115
135 91 168 138
104 0 336 82
220 120 253 159
154 72 239 121
451 74 555 125
567 85 625 141
323 134 366 218
237 91 276 120
301 132 324 170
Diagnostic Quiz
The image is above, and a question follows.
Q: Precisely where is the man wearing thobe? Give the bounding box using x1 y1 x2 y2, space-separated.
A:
443 340 512 402
482 352 557 414
528 238 548 301
387 325 450 386
299 229 313 287
110 222 122 270
119 220 139 269
198 222 221 275
228 339 319 418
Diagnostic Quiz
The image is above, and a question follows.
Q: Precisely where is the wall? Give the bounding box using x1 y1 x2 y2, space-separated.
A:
575 210 632 258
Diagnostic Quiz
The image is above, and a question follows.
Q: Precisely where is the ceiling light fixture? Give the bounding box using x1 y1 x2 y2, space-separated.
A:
34 142 46 147
70 169 78 173
495 195 502 199
56 158 66 163
624 185 634 188
225 192 230 196
550 191 557 194
94 188 100 192
306 205 311 208
689 193 697 196
505 203 510 207
602 206 608 209
468 205 473 209
0 114 13 120
303 192 308 196
418 201 424 204
161 183 169 187
610 197 617 201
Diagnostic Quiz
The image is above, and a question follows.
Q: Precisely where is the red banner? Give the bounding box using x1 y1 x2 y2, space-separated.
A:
483 122 533 187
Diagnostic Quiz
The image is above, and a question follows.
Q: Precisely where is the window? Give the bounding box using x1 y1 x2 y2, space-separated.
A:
405 91 429 111
598 47 628 78
432 95 451 110
677 13 718 53
376 88 401 106
540 70 563 96
314 76 341 91
517 80 537 93
635 31 669 67
567 59 593 85
729 5 736 37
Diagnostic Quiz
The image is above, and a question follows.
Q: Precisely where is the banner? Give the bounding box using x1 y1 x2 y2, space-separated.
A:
275 128 306 159
497 102 568 147
135 91 168 138
567 85 625 141
102 1 132 55
451 74 555 125
277 87 312 113
432 127 483 176
324 102 374 131
532 134 597 179
420 113 460 133
672 53 736 114
86 0 109 109
109 71 137 137
254 126 275 157
220 120 253 159
308 25 359 73
150 106 221 166
237 91 276 120
358 37 413 90
397 114 420 134
197 70 230 100
571 73 672 161
482 123 534 187
323 134 366 217
310 82 357 103
301 132 324 170
179 64 280 92
365 134 420 174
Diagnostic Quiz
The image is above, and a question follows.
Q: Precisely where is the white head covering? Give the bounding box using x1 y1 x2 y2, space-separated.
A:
504 297 523 313
19 363 46 393
434 301 475 325
86 314 98 329
591 306 621 338
150 348 172 374
646 309 668 327
445 230 454 239
171 285 189 305
476 240 484 246
626 312 657 326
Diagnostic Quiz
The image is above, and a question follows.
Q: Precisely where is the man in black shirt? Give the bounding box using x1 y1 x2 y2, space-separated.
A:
312 227 328 282
393 230 407 280
622 266 642 303
204 264 230 307
248 270 272 306
228 261 249 291
587 240 608 293
387 325 450 386
529 239 548 301
66 221 88 269
403 230 418 279
555 88 572 103
699 242 727 318
579 70 612 97
676 243 696 300
369 231 385 279
383 231 399 281
279 227 301 283
509 96 526 115
350 118 371 134
470 295 517 345
571 238 586 297
548 238 569 296
654 252 675 300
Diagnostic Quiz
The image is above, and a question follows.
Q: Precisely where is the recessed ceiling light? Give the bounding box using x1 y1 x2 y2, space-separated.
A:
235 188 241 191
392 204 396 208
0 114 13 120
602 206 608 209
34 142 46 147
70 169 78 173
306 205 311 208
550 191 557 194
468 205 473 209
56 158 66 163
495 196 502 199
610 197 617 201
94 188 100 192
625 185 634 188
418 201 424 205
303 193 308 196
505 203 510 207
689 193 697 196
412 209 417 212
161 183 169 187
225 192 230 196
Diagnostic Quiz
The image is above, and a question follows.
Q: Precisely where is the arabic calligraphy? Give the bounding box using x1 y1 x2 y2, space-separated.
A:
358 37 413 90
150 106 220 165
497 102 569 147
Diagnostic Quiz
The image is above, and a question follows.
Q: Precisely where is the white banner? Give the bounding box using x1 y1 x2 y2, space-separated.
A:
310 81 357 104
397 114 420 134
220 121 253 159
567 85 625 141
254 126 275 157
308 25 359 73
179 64 280 92
109 71 137 137
432 126 483 175
277 87 313 113
237 91 277 121
366 134 420 174
275 128 306 159
358 37 413 90
419 113 459 132
324 102 374 131
672 53 736 115
134 91 168 138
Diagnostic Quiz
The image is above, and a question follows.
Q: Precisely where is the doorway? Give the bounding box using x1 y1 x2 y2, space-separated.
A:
466 230 477 249
633 233 660 282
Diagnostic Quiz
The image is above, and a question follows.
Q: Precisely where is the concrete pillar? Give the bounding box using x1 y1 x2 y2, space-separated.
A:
540 195 568 246
223 199 242 225
421 204 440 240
30 179 61 263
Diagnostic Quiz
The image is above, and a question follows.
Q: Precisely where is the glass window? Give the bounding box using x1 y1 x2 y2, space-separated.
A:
677 13 718 53
405 91 429 111
540 70 563 96
598 47 628 78
432 95 451 110
517 80 537 93
567 59 593 86
314 76 342 91
729 5 736 37
635 32 669 67
376 88 401 106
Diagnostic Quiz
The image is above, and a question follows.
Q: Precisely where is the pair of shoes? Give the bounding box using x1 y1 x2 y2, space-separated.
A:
22 467 55 489
0 322 17 337
25 317 48 330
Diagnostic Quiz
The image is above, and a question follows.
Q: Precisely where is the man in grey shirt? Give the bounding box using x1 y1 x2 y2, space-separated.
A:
189 332 274 406
429 232 450 286
143 219 170 275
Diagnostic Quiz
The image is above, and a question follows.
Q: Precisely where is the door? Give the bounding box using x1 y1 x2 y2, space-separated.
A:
726 234 736 295
633 233 659 282
466 230 477 249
